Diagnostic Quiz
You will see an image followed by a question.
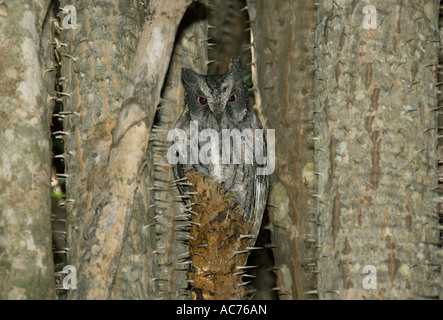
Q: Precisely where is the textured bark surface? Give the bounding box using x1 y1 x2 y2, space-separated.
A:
437 1 443 301
0 0 56 299
315 0 440 299
60 0 145 299
61 0 192 299
247 0 317 299
207 0 250 74
145 1 208 299
187 172 250 300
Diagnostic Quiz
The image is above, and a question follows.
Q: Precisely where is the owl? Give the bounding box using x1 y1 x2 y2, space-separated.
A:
173 56 269 246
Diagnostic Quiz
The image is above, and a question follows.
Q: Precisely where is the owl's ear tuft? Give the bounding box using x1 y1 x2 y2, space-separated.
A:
181 68 199 86
228 56 246 82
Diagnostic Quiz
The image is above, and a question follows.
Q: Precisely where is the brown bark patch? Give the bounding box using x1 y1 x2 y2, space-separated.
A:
187 172 251 300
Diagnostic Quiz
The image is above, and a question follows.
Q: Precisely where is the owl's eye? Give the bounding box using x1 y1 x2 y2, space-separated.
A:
197 96 207 105
228 94 237 102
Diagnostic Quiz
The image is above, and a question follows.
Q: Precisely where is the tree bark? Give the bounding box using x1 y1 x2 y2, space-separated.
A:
247 0 317 299
139 0 208 299
61 0 192 299
315 0 441 299
0 0 56 299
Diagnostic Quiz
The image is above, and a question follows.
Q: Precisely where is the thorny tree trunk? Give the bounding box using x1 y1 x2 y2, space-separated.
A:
246 0 317 299
59 0 146 299
314 0 441 299
60 0 192 299
0 0 56 299
143 1 208 299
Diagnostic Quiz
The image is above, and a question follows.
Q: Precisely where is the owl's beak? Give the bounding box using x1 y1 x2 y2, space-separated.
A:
209 102 225 115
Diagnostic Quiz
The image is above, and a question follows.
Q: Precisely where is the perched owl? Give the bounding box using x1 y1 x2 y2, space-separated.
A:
173 56 269 247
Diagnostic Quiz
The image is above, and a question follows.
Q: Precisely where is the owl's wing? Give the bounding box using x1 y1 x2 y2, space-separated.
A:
245 130 269 245
247 167 269 244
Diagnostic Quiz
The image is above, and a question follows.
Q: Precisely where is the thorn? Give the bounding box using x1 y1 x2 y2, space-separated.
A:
264 244 280 249
234 250 249 255
152 278 168 282
59 111 80 116
422 127 436 133
174 214 191 220
206 60 217 65
237 281 251 287
62 53 77 61
178 253 191 260
50 39 68 48
230 250 249 259
52 231 67 235
56 173 69 178
239 234 256 240
184 208 198 216
175 182 193 186
53 131 70 136
235 265 258 270
246 246 263 250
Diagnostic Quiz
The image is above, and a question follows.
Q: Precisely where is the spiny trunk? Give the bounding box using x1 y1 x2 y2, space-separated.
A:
145 0 208 299
314 0 440 299
61 0 193 299
246 0 317 299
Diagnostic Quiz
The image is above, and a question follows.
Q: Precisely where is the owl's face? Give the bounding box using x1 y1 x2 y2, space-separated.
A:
182 56 249 124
